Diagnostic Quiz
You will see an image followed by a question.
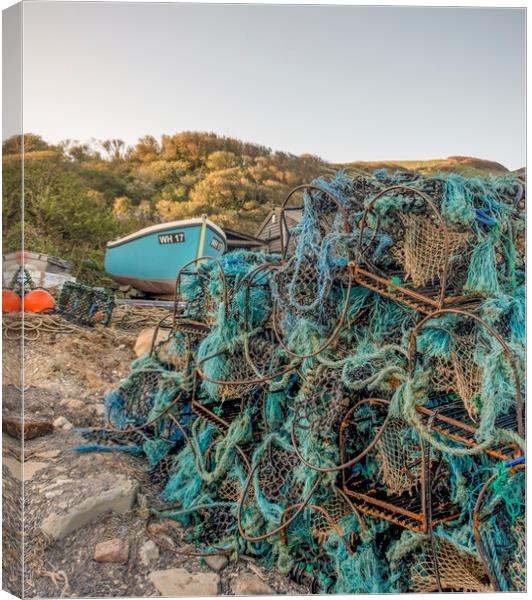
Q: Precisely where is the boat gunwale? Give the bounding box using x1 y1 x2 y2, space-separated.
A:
106 218 227 249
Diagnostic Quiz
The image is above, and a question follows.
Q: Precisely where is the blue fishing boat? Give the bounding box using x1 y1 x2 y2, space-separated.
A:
104 216 227 295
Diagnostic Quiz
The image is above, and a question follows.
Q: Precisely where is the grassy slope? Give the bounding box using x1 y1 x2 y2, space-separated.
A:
334 156 511 177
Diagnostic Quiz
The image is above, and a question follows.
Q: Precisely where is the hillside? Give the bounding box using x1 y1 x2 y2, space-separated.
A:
2 132 517 284
336 155 510 177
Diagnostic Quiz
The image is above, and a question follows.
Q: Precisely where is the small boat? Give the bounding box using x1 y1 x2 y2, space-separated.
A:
2 250 75 290
104 216 227 296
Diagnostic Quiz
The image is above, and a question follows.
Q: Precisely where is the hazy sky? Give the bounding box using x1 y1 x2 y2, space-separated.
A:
20 2 525 169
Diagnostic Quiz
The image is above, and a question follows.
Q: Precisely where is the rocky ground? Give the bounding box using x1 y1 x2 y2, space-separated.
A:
2 319 309 598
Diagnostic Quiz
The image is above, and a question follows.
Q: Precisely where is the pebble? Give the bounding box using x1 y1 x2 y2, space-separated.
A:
139 540 159 565
232 574 275 595
94 538 130 563
149 568 220 596
204 554 228 572
53 416 74 431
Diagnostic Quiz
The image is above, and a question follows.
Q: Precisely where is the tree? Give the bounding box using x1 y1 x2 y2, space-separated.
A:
4 154 123 283
2 133 52 155
113 196 133 221
130 135 161 163
99 139 127 162
3 130 333 278
206 151 239 171
60 139 100 162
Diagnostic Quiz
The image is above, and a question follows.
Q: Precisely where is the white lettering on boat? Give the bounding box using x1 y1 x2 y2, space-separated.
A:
158 232 185 245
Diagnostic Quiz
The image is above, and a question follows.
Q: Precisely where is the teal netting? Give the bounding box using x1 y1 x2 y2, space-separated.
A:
80 170 525 593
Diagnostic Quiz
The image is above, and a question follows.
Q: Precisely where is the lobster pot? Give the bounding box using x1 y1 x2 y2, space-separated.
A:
291 365 350 470
339 400 459 532
399 213 470 289
429 331 483 421
279 502 351 594
352 185 477 314
412 310 524 437
57 281 114 327
392 535 491 593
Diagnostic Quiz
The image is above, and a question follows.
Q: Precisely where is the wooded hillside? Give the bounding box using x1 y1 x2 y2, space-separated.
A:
2 132 512 283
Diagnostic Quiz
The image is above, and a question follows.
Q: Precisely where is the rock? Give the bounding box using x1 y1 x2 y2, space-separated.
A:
41 475 138 540
35 449 60 460
232 574 275 595
139 540 159 565
134 328 169 358
94 538 130 563
45 490 62 499
3 457 48 482
59 399 84 411
3 416 53 440
2 457 21 480
23 461 50 482
53 416 73 431
149 568 220 596
204 554 228 572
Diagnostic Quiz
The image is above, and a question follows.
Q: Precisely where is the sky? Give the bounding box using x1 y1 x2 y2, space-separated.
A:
17 2 526 169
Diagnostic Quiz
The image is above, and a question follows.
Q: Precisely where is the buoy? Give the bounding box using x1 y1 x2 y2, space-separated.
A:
23 289 55 313
2 290 22 313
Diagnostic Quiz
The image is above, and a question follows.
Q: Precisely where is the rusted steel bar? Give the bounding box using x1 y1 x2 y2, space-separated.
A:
172 256 229 329
293 398 392 473
353 185 452 310
408 308 524 439
472 463 525 592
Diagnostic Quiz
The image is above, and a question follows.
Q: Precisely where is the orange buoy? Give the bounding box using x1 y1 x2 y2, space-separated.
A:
2 290 22 313
23 289 55 313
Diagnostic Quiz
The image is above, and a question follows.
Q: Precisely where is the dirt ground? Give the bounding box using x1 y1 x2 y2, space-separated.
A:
2 316 309 598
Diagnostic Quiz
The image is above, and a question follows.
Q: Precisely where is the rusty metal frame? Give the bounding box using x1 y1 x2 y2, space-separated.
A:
338 399 460 533
292 397 393 473
171 256 229 329
472 463 525 591
278 503 353 552
408 308 524 440
351 185 479 314
278 184 351 261
270 266 355 360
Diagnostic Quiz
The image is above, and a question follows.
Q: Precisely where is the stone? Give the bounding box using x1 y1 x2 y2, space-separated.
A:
45 490 62 499
53 416 73 431
204 554 228 572
134 328 169 358
2 416 53 440
60 399 84 411
94 538 130 563
2 457 22 480
4 457 48 482
35 449 60 460
41 475 138 540
149 568 220 597
139 540 159 565
232 574 275 596
24 461 50 482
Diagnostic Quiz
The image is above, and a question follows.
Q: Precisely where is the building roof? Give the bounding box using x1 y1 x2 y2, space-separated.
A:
222 227 264 248
255 207 303 241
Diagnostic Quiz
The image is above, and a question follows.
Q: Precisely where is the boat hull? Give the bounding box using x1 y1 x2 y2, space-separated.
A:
104 219 226 295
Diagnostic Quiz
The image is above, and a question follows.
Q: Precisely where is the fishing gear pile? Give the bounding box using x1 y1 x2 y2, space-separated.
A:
81 170 526 593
